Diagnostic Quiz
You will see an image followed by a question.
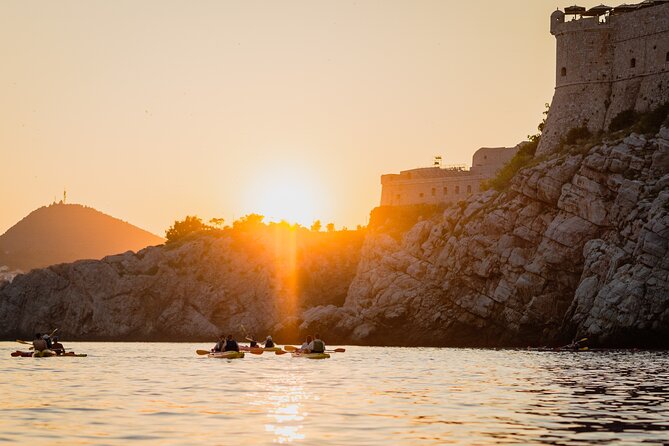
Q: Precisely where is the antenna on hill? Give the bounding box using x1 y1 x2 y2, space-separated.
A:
63 188 67 204
433 156 442 168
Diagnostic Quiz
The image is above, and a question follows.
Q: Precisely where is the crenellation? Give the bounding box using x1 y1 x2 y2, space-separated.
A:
538 2 669 155
379 147 517 206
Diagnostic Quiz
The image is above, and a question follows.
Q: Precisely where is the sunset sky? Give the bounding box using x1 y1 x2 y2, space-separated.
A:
0 0 607 236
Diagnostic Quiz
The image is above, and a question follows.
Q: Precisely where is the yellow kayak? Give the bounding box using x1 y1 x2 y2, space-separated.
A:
207 351 245 359
291 352 330 360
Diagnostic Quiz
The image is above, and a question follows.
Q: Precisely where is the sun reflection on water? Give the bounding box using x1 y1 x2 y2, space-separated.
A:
252 381 308 443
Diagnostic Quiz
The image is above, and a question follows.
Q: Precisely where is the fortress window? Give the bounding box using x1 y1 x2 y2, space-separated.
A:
630 58 636 68
467 185 472 194
455 186 460 194
560 67 567 77
419 192 424 198
431 187 436 196
443 186 448 194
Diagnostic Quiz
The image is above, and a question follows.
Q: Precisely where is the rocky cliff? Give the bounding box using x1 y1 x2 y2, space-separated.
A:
303 127 669 347
1 129 668 346
0 226 363 341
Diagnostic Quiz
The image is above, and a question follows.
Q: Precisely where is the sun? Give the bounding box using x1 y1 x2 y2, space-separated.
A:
246 167 323 226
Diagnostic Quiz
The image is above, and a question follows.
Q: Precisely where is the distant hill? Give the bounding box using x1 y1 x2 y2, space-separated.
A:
0 202 164 272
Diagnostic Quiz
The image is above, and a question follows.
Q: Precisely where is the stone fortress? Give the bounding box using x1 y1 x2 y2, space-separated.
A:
379 147 517 206
381 0 669 206
538 0 669 155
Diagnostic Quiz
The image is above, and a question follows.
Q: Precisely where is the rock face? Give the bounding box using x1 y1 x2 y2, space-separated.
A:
302 128 669 347
0 228 364 341
1 130 668 347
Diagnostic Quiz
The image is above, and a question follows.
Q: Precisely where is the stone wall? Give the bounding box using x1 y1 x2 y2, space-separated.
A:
538 3 669 155
380 147 517 206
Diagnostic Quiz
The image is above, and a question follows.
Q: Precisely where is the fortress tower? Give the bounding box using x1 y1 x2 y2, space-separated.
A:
538 2 669 155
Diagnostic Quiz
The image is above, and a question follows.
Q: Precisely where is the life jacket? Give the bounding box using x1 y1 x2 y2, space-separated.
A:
265 339 275 348
224 339 239 352
311 339 325 353
43 335 53 348
249 341 258 347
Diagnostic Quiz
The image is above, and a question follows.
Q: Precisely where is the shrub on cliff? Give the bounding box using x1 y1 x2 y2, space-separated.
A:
563 126 592 145
609 103 669 135
609 109 637 132
369 204 445 238
482 139 538 192
165 216 213 243
482 103 547 192
637 102 669 134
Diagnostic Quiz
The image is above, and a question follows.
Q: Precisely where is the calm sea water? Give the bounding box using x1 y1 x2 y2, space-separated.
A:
1 343 668 445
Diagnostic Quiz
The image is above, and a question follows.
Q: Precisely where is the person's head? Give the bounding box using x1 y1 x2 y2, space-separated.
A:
306 335 313 343
34 333 42 340
314 333 321 340
226 334 233 341
52 336 59 342
267 336 272 341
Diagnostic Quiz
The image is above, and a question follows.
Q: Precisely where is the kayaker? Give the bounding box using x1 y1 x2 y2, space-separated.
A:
213 335 225 353
51 336 65 355
307 334 325 353
42 333 53 349
223 334 239 352
264 336 275 348
32 333 48 352
248 336 258 348
299 335 313 353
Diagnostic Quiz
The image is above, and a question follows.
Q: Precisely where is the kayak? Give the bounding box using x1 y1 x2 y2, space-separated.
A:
11 350 87 357
291 352 330 360
240 346 281 352
207 351 245 359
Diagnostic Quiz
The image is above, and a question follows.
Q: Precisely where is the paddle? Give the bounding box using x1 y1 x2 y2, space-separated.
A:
283 345 298 352
326 348 346 353
16 339 31 345
275 349 288 355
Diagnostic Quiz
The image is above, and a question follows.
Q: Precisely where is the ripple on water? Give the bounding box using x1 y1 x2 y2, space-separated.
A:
1 344 669 445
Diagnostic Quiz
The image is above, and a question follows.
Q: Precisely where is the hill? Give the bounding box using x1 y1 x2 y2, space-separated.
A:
0 202 164 272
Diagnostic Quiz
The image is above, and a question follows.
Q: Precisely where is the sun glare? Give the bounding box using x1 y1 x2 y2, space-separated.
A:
246 167 323 226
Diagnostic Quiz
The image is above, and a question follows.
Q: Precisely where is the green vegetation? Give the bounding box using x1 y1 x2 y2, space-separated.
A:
482 102 669 193
481 140 538 192
165 216 217 243
368 204 446 239
563 125 592 145
608 109 636 132
609 103 669 135
481 103 548 192
165 213 364 244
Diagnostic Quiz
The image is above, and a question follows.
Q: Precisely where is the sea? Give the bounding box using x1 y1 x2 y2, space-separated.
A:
1 342 668 445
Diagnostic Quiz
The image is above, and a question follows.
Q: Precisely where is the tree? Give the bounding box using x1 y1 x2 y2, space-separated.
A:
165 215 207 243
233 213 265 231
326 222 335 233
310 220 322 232
209 217 225 228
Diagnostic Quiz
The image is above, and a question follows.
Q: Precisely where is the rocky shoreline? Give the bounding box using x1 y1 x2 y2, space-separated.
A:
1 128 668 347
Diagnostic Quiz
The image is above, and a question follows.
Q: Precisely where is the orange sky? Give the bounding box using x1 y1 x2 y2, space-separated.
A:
0 1 607 236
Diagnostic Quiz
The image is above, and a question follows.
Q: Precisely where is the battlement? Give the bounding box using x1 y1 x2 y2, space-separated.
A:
379 147 517 206
537 1 669 155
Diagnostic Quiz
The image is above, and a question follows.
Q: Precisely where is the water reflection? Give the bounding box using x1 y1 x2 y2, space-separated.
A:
1 344 668 445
